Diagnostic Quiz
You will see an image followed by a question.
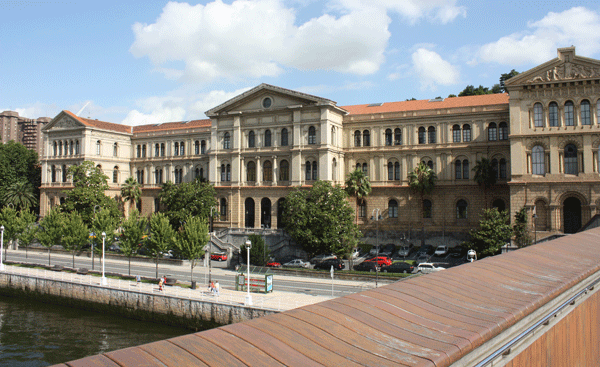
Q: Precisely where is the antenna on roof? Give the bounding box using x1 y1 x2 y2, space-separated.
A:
76 101 91 117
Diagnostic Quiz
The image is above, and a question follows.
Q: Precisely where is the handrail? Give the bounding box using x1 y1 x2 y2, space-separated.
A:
475 273 600 367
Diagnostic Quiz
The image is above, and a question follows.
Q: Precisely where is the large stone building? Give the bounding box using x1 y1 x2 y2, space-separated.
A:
0 110 51 157
39 47 600 241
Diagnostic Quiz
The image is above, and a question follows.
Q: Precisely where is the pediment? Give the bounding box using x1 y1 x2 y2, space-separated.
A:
43 111 86 132
205 83 339 117
506 47 600 87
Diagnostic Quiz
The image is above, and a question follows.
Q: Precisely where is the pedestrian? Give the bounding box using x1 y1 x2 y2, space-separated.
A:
210 281 215 295
136 275 141 285
158 277 164 291
215 281 220 296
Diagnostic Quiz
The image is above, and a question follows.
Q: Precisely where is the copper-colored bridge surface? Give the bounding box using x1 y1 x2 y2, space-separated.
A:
55 228 600 366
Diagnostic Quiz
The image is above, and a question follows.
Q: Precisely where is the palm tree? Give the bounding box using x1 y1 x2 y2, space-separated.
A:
472 158 496 208
345 169 372 224
408 162 436 245
121 177 141 215
2 180 36 210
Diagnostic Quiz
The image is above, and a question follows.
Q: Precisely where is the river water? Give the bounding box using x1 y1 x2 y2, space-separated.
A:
0 295 192 366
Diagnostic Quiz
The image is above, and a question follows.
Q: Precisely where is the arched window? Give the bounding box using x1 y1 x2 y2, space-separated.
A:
331 127 336 146
493 199 506 213
69 141 74 155
308 126 316 145
220 164 226 181
312 161 318 180
279 160 289 181
195 167 199 179
180 142 184 155
453 125 461 143
264 130 271 147
248 131 255 148
174 142 179 156
223 132 231 149
200 167 204 180
581 99 591 125
53 142 57 156
423 199 432 218
534 103 543 127
388 199 398 218
263 160 273 181
532 146 545 175
385 129 392 146
455 160 462 179
51 165 56 182
597 100 600 125
96 140 101 155
564 144 578 174
428 126 436 144
136 145 141 158
155 168 160 184
565 101 574 126
418 127 426 144
394 128 402 145
424 160 433 169
195 140 200 155
201 140 206 154
463 159 469 179
75 140 80 155
154 198 160 213
499 159 507 179
160 143 165 156
549 102 559 126
58 141 63 156
359 200 367 218
363 130 370 147
113 166 119 183
394 162 400 180
463 124 471 142
219 198 228 219
362 163 368 176
488 123 497 141
226 164 231 181
281 128 288 146
387 162 393 180
354 130 361 147
305 161 311 181
155 144 160 157
64 141 69 155
142 144 146 157
457 199 468 219
247 161 256 181
62 165 67 183
113 143 118 157
499 122 508 140
492 158 499 178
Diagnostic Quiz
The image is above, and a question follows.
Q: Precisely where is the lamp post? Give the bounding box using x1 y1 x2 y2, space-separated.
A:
0 225 4 271
209 206 216 285
101 232 107 285
92 205 100 269
371 208 381 288
245 239 252 306
467 249 477 262
532 205 537 245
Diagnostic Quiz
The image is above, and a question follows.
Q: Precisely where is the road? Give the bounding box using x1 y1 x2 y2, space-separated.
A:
5 249 384 298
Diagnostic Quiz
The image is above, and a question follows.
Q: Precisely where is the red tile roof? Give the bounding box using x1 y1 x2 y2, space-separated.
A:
64 110 132 134
341 93 509 116
132 119 211 133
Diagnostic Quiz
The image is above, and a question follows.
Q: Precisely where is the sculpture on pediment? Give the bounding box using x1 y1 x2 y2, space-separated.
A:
527 62 600 83
54 118 79 129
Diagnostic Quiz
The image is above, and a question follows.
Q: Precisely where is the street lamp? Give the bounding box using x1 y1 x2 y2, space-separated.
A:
209 206 216 285
92 205 100 269
0 225 4 271
245 239 252 306
101 232 107 285
467 249 477 262
371 208 381 288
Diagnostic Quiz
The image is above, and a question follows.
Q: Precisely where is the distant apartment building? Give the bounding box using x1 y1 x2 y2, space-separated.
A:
0 110 51 157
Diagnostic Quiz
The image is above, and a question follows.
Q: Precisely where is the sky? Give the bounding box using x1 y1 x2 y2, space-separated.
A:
2 0 600 126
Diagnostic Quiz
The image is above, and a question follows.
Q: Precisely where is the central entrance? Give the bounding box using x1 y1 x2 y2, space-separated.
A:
563 197 582 234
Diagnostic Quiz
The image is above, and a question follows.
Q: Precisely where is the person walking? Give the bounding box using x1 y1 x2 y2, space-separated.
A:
215 281 220 297
210 281 215 295
158 277 164 291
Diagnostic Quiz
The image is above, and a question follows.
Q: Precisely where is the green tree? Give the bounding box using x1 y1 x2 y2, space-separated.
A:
176 215 209 282
345 169 372 224
3 180 37 210
0 207 33 261
513 207 533 248
0 141 41 212
408 162 437 245
62 211 89 268
500 69 520 93
465 208 513 258
60 161 121 226
147 212 176 278
284 180 361 258
119 209 147 275
90 207 120 268
38 208 65 265
158 178 217 228
121 176 141 214
473 158 496 208
240 234 270 266
458 85 491 96
17 211 39 259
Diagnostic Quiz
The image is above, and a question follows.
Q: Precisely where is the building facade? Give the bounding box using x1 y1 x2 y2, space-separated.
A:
39 47 600 240
0 110 51 157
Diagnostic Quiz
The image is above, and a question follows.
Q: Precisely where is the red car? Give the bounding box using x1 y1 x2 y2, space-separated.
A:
211 253 228 261
364 256 392 267
266 261 281 268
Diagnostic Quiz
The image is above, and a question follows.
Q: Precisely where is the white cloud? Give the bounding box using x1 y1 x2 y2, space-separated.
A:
411 48 460 90
477 7 600 65
334 0 466 24
122 107 187 126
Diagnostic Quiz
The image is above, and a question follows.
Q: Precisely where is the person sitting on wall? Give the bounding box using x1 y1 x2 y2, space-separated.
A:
209 281 215 295
158 277 164 291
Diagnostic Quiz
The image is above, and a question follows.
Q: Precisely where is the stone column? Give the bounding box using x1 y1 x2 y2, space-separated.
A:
272 156 278 186
256 156 262 185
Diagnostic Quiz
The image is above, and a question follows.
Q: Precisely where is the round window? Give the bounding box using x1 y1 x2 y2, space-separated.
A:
262 97 272 109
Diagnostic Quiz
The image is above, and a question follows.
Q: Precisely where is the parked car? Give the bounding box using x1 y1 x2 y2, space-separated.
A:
434 245 449 256
383 262 414 274
314 258 345 270
397 244 414 257
351 248 360 259
108 243 121 253
283 259 310 268
353 261 379 272
381 243 396 257
417 262 445 274
449 246 466 258
415 253 430 264
369 245 381 256
211 252 228 261
310 254 337 264
266 261 281 268
363 256 392 267
416 245 435 255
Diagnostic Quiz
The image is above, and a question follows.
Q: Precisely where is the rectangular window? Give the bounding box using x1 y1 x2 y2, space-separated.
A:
453 129 461 143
